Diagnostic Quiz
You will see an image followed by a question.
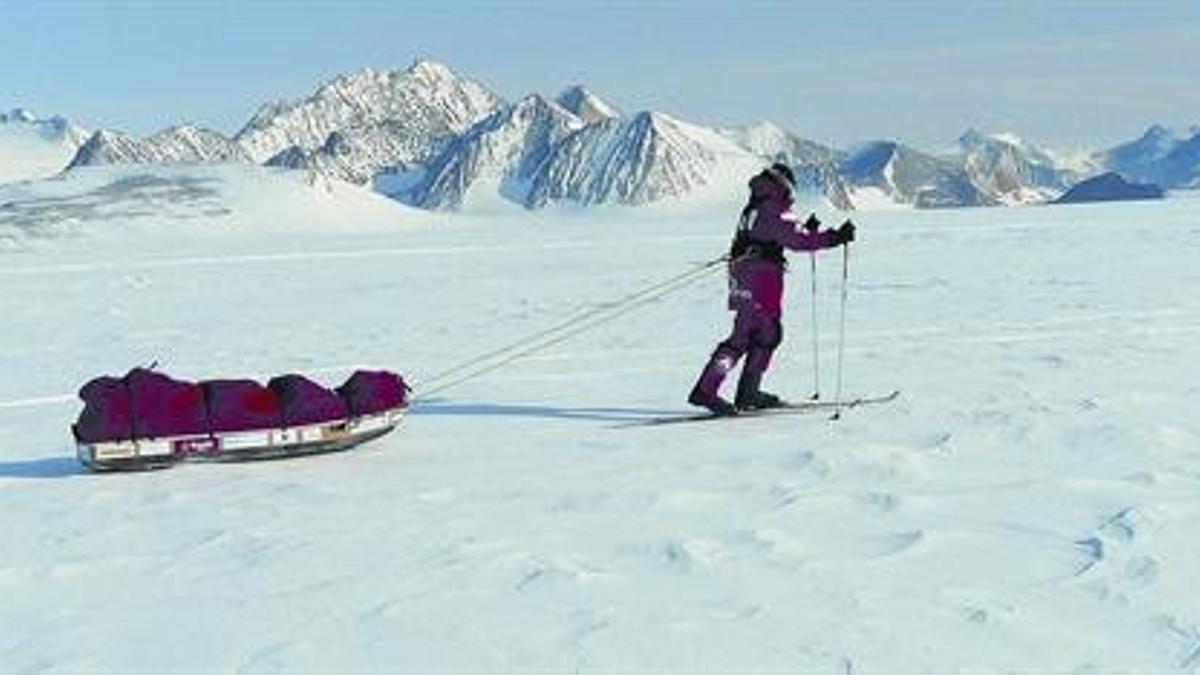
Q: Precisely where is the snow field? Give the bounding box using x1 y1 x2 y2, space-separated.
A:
1 166 1199 671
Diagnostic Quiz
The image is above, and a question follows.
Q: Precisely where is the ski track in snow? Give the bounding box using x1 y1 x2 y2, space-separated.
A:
1 167 1199 671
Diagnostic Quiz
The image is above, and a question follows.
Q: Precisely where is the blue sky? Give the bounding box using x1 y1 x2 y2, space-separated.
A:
2 0 1197 150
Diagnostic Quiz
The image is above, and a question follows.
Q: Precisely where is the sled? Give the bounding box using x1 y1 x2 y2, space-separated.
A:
72 367 408 472
75 407 404 471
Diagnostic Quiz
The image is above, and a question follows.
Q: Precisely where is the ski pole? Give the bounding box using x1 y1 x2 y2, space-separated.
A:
831 241 850 421
802 216 820 401
809 250 820 400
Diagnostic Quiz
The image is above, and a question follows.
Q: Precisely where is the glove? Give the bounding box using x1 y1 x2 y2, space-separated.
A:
837 220 856 245
802 213 821 232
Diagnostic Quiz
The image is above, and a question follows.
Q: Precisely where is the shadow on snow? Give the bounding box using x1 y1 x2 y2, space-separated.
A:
411 399 684 422
0 455 84 479
0 399 690 480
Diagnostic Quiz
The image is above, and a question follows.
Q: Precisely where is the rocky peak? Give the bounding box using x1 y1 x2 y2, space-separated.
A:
556 85 619 124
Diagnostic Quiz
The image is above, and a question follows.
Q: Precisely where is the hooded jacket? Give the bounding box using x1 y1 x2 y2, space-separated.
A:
728 170 840 318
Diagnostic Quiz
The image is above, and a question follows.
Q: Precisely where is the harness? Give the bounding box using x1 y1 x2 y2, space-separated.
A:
728 192 786 266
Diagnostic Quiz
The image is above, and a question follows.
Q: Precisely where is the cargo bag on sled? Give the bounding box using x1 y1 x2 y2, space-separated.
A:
73 367 407 471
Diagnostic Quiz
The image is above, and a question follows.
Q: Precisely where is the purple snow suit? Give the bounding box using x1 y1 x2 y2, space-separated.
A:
692 170 843 402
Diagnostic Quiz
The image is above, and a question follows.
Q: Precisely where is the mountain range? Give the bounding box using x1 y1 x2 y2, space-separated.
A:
5 60 1198 210
0 108 90 184
1093 124 1200 190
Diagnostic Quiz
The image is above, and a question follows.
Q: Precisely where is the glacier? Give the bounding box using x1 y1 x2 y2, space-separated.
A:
1 163 1199 670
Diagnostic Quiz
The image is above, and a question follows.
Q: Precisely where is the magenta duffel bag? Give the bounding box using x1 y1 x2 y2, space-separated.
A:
337 369 408 416
74 376 135 443
123 368 208 439
268 374 350 426
202 379 283 432
75 369 208 442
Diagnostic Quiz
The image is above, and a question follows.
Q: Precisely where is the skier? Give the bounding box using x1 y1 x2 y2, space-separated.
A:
688 163 855 416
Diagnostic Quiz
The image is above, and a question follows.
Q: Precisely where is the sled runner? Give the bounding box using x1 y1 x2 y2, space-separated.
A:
75 409 404 471
72 367 407 472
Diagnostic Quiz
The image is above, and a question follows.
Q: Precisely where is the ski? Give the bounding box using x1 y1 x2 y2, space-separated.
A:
624 389 900 427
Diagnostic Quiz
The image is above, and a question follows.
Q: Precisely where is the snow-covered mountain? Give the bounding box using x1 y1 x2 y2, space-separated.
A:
957 129 1076 204
840 141 993 209
1053 172 1164 204
1098 125 1200 189
263 120 459 186
524 111 755 208
1155 132 1200 188
0 162 421 252
0 108 89 147
556 86 620 124
235 60 502 165
720 121 834 164
0 108 88 184
395 94 585 209
67 125 250 169
720 121 852 210
24 59 1199 213
1096 124 1179 172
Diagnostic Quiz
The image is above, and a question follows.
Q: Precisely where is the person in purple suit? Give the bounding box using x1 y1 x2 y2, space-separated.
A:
689 163 855 416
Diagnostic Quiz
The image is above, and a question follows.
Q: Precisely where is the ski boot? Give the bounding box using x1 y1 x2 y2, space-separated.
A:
687 387 738 417
735 370 785 411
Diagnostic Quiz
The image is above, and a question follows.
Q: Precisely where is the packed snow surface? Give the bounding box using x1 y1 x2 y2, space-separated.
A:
1 165 1199 671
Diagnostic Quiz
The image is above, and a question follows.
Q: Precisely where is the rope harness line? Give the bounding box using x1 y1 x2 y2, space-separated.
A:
412 256 729 402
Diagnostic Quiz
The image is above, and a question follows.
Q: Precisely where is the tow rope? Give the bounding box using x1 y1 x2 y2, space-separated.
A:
412 255 728 401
